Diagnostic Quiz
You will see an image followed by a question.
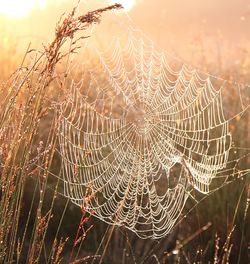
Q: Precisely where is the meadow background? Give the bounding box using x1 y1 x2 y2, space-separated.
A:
0 0 249 263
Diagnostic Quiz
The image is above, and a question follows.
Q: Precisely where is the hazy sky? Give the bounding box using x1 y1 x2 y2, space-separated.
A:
130 0 250 39
1 0 250 73
1 0 250 45
125 0 250 70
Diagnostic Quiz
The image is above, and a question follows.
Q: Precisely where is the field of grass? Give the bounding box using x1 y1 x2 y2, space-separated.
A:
0 2 249 264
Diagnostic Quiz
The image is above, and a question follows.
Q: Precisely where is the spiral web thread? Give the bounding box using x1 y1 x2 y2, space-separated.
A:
57 22 250 239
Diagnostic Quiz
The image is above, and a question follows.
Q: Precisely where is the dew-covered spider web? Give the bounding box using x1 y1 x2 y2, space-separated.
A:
56 8 250 239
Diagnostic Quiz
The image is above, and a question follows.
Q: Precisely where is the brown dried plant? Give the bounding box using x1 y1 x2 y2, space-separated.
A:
44 3 122 76
0 3 123 263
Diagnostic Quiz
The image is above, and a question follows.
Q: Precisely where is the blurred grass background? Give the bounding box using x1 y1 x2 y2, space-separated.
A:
0 0 249 263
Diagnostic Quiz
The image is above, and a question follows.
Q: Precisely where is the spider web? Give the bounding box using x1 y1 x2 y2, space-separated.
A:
56 10 250 239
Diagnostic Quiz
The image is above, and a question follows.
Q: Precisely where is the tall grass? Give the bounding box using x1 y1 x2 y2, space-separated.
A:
0 4 122 263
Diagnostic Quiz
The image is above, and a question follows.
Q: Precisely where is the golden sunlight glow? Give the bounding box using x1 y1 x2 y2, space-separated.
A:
112 0 136 11
0 0 46 18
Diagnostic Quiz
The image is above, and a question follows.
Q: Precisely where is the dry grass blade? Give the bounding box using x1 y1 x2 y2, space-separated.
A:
44 3 123 76
0 3 123 263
